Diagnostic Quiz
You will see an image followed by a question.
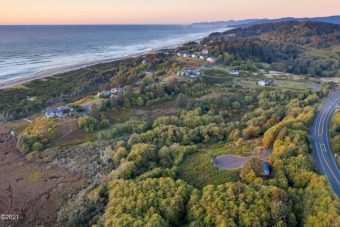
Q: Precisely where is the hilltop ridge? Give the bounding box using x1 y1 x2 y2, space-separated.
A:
192 15 340 28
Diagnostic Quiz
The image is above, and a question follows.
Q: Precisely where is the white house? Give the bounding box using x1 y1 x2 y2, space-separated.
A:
182 52 191 58
177 68 203 77
191 53 200 58
9 129 15 136
46 109 63 118
97 91 113 98
229 70 239 75
258 79 272 86
141 60 147 65
207 56 217 63
202 48 209 54
111 87 126 94
177 51 191 57
199 54 208 60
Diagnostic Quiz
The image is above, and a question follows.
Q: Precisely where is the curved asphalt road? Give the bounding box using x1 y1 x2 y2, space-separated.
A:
311 90 340 197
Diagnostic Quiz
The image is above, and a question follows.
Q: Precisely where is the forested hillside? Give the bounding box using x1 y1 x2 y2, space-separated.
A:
207 21 340 77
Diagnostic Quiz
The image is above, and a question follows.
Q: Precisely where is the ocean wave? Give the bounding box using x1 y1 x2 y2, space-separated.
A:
0 26 229 84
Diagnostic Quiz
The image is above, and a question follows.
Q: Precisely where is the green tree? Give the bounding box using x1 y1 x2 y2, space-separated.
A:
98 132 104 140
112 147 128 166
136 97 144 106
32 142 44 152
123 98 131 108
240 157 264 181
176 93 186 108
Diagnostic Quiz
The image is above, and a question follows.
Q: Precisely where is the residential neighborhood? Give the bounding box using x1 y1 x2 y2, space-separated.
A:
177 49 217 63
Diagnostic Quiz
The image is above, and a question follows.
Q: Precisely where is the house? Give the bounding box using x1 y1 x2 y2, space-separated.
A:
262 161 270 176
202 48 209 54
57 106 75 114
9 129 15 136
177 51 190 57
206 56 217 63
182 52 191 58
191 53 200 58
196 70 204 76
199 54 209 60
97 91 113 98
182 68 196 76
46 109 63 118
177 51 184 57
177 68 203 77
141 60 147 65
111 87 126 94
229 70 239 75
258 79 272 86
145 70 157 75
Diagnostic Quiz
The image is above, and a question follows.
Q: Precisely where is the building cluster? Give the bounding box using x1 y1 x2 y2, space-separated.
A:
97 87 126 98
177 48 217 63
177 68 204 78
258 79 272 86
45 106 76 118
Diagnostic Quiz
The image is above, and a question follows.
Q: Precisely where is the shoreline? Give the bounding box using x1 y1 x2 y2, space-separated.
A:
0 40 202 90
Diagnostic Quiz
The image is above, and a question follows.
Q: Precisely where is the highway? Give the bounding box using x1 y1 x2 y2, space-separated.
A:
310 90 340 197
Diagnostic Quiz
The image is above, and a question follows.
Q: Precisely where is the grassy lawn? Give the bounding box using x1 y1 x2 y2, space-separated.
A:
201 76 232 85
71 95 103 106
177 143 256 189
269 80 311 91
94 123 117 139
52 129 95 147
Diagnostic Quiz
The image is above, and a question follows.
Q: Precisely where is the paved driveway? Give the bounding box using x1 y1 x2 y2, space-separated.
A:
214 149 272 170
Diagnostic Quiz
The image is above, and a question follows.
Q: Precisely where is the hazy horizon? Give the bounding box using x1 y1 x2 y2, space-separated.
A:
1 0 340 25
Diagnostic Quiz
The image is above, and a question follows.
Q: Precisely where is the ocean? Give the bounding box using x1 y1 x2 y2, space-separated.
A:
0 25 227 84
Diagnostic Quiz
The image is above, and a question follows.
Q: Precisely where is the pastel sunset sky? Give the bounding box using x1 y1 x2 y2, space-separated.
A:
1 0 339 25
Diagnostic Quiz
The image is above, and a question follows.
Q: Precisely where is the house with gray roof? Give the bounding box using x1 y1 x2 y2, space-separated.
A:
46 109 63 118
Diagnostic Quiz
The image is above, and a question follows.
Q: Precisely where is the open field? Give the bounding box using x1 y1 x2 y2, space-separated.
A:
177 142 261 188
0 132 87 226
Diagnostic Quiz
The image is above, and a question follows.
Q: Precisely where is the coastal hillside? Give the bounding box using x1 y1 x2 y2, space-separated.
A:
1 20 340 226
219 21 340 39
205 21 340 77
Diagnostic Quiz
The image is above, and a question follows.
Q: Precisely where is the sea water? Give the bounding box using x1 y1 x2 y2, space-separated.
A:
0 25 227 84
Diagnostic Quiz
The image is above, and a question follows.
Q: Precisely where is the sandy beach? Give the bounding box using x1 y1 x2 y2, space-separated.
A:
0 41 188 90
0 50 154 90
